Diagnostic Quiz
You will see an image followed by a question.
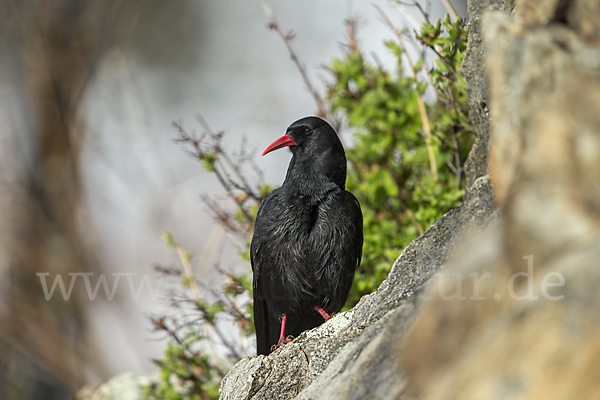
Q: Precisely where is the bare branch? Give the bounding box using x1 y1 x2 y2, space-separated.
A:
260 0 327 118
452 131 463 189
390 0 421 31
175 120 256 227
176 244 202 304
445 159 459 176
440 0 460 23
345 18 359 53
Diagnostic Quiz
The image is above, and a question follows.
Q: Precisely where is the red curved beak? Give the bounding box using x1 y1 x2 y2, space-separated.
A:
262 134 297 156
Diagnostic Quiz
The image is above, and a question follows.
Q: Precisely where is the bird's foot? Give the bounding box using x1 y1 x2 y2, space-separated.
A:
270 335 294 352
314 305 331 320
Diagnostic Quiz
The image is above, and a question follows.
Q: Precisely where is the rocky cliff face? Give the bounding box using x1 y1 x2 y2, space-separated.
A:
403 0 600 398
219 0 600 398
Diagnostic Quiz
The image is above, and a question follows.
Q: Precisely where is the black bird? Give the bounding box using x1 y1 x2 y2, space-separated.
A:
251 116 363 355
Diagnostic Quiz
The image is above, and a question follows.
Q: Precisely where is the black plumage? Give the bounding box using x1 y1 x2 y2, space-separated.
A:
251 116 363 355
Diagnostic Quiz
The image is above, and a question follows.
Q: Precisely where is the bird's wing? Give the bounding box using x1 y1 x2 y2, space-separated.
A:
346 191 363 270
250 190 278 355
250 252 270 355
309 189 363 312
331 190 363 310
326 190 363 270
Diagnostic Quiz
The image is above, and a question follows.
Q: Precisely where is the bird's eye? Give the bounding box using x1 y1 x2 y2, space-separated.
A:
305 127 311 134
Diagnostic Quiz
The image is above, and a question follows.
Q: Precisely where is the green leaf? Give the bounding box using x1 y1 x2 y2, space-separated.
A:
161 231 176 248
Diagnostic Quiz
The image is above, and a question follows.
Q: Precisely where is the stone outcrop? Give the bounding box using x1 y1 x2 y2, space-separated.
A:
462 0 512 188
402 0 600 399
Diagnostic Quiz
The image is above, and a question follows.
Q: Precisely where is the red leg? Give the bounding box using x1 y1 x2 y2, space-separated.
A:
314 306 330 320
278 314 287 344
271 314 293 352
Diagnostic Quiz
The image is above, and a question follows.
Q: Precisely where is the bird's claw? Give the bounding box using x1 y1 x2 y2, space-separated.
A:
270 335 295 352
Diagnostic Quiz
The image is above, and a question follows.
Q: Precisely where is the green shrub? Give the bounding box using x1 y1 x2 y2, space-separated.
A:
146 14 473 399
330 16 474 307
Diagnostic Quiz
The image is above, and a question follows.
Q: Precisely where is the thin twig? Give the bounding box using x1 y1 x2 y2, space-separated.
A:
169 287 244 360
194 113 260 200
152 316 229 378
203 314 242 359
399 201 424 235
445 159 458 176
175 121 255 226
249 158 265 186
222 291 248 321
176 244 202 304
261 0 327 118
392 0 456 73
201 195 249 236
390 0 421 31
413 30 458 73
345 18 359 52
440 0 459 23
414 1 431 24
452 130 462 189
195 265 252 325
375 4 439 181
205 322 225 373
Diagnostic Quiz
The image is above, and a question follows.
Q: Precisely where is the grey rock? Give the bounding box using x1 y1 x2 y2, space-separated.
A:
462 0 511 188
296 301 417 400
402 0 600 398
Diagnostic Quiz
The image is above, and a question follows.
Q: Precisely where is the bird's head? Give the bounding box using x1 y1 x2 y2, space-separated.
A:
262 116 342 157
262 116 347 190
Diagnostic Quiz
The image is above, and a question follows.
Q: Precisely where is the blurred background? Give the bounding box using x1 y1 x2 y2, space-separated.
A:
0 0 466 398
